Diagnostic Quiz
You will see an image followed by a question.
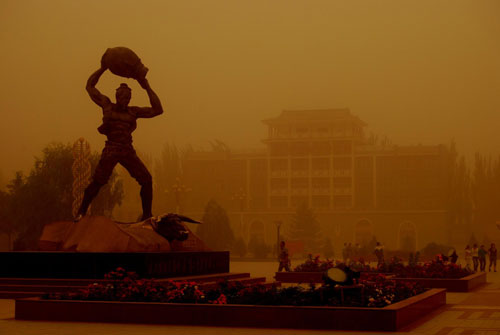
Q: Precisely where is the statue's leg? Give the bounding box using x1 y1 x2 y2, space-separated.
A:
77 148 117 219
121 152 153 221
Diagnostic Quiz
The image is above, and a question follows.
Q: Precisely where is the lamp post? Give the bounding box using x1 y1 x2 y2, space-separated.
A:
171 177 191 213
72 138 91 218
231 187 247 236
275 220 282 261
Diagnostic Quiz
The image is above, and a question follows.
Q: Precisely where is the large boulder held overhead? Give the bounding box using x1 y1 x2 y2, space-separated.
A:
100 46 148 80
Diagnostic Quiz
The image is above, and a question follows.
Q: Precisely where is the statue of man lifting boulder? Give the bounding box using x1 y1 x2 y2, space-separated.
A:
75 47 163 222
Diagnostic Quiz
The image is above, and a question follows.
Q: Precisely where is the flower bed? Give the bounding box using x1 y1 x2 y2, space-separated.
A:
379 258 473 279
393 272 486 292
14 268 445 331
292 255 336 272
276 255 378 283
46 268 425 308
379 258 484 292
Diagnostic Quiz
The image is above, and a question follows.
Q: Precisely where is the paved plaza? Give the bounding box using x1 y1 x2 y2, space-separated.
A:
0 264 499 335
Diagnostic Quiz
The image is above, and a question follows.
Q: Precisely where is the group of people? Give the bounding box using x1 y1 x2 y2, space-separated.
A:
277 239 497 273
464 243 497 272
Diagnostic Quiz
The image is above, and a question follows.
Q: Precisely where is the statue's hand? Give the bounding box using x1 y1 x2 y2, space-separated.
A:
100 57 108 70
137 77 149 89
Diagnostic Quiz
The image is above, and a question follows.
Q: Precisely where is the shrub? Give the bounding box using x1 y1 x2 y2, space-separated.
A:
47 268 425 308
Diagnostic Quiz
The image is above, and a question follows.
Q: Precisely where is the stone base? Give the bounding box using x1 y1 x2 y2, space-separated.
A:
0 251 229 278
393 272 487 292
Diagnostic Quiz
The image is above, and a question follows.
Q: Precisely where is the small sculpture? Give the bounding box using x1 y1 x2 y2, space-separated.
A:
40 214 207 252
150 213 201 242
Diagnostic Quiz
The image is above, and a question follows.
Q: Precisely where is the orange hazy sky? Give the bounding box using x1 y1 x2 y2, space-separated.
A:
1 0 499 179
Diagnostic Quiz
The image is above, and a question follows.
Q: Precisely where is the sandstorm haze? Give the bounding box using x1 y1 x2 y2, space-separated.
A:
1 0 500 178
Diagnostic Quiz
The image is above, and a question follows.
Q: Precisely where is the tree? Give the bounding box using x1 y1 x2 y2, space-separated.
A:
247 236 270 258
3 143 123 249
0 187 17 249
153 143 193 214
112 150 150 221
196 199 234 251
0 168 5 190
446 141 474 244
290 202 322 254
468 233 478 246
232 237 247 258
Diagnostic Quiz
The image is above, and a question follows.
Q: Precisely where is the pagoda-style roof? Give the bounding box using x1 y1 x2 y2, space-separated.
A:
262 108 367 126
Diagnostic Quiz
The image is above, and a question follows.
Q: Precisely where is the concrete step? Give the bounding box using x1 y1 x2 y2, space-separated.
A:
0 278 106 286
0 291 45 299
155 272 250 283
161 272 251 283
0 285 87 293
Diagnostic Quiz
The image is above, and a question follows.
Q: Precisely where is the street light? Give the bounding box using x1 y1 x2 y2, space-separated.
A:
275 220 282 261
171 177 191 213
231 187 247 235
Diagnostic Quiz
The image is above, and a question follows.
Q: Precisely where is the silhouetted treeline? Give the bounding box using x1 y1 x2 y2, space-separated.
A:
447 141 500 243
0 143 123 250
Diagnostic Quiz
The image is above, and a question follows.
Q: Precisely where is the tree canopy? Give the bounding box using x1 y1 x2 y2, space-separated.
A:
290 202 322 254
196 199 234 251
0 142 123 250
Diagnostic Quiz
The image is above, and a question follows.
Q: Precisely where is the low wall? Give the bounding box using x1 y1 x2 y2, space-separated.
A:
393 272 486 292
15 289 446 331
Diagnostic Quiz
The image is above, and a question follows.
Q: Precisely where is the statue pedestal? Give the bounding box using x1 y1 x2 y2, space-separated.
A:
0 251 229 279
0 216 227 279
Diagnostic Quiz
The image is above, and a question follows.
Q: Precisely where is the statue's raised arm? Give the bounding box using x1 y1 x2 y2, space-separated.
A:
86 67 111 107
130 77 164 118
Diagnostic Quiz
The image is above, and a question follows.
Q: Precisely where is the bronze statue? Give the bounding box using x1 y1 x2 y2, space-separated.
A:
75 48 163 222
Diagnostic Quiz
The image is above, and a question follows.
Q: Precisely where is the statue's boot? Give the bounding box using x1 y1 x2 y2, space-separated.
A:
140 182 153 221
75 181 103 222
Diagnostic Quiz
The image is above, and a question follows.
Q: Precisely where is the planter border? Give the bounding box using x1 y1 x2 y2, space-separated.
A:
15 289 446 331
393 271 486 292
274 271 324 283
275 271 394 283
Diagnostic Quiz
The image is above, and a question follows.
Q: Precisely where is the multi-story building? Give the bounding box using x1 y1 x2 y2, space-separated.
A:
183 109 451 251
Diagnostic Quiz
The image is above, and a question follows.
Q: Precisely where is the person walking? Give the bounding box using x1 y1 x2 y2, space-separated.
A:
342 243 348 264
346 243 353 264
278 241 291 272
489 243 497 272
450 249 458 264
478 245 487 271
472 244 479 271
464 245 472 271
374 242 385 267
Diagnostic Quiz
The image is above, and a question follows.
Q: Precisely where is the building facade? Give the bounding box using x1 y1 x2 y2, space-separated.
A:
182 109 451 251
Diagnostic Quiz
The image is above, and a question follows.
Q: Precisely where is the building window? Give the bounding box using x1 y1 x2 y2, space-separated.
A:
270 196 288 208
332 141 352 155
312 195 330 209
333 195 351 209
291 196 308 208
